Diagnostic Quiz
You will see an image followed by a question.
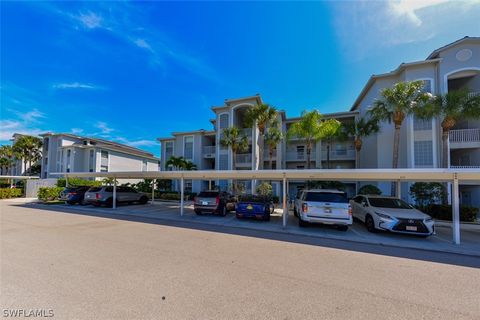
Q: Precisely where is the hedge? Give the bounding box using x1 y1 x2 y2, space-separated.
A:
424 204 478 222
57 178 102 188
0 188 23 199
38 187 64 202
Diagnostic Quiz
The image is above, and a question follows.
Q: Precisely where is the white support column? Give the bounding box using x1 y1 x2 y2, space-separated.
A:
151 179 155 205
112 178 117 209
396 180 401 199
180 177 184 216
208 180 212 190
282 177 288 228
65 175 69 188
452 175 460 245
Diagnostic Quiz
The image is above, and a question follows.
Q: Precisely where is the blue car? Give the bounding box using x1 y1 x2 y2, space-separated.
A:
235 195 274 221
59 186 90 205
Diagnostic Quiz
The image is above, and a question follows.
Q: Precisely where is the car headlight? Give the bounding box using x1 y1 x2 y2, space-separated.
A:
375 211 393 220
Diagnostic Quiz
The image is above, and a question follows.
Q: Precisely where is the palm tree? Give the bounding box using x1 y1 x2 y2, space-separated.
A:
220 126 248 192
264 127 283 170
368 80 432 195
341 117 380 168
12 135 43 176
318 119 342 169
182 160 197 171
245 104 278 169
287 110 325 169
0 145 14 176
416 89 480 168
165 156 186 170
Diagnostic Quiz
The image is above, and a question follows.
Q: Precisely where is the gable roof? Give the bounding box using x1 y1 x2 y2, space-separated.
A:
426 36 480 60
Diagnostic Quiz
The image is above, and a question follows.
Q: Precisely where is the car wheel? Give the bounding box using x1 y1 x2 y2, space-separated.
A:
337 225 348 232
365 215 378 233
298 217 308 227
264 213 271 221
139 196 148 204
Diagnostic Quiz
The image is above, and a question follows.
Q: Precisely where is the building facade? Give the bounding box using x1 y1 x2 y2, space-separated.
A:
41 133 160 180
159 37 480 207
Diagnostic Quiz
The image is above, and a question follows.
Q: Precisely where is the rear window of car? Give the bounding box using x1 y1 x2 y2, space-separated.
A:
87 187 102 192
198 192 219 198
238 195 270 203
368 198 412 209
305 192 348 203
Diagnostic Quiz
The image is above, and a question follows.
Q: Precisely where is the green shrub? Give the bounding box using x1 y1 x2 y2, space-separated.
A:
425 204 478 222
409 182 447 208
57 178 101 188
159 193 181 201
0 188 23 199
256 182 273 196
38 187 64 202
358 184 382 195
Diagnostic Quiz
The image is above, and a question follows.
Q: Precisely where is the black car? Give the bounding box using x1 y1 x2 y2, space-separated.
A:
193 191 236 216
59 186 91 205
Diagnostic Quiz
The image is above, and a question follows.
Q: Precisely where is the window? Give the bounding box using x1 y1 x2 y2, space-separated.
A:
413 116 432 131
421 80 432 93
100 150 109 172
164 141 174 160
414 141 433 166
44 138 49 151
142 160 148 171
219 114 229 129
219 154 228 170
184 136 193 160
296 146 305 160
335 143 347 155
66 149 71 172
89 150 95 172
185 180 193 193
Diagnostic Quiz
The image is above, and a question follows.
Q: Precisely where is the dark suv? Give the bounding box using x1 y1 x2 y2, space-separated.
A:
193 191 236 216
59 186 91 205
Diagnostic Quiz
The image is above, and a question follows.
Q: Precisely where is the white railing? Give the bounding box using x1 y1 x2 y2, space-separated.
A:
202 146 216 155
285 151 316 161
450 165 480 169
449 128 480 143
468 91 479 98
236 153 252 164
321 149 356 160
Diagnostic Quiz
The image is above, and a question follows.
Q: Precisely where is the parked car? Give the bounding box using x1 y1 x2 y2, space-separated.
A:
235 195 274 221
350 195 434 236
294 189 352 230
84 186 149 207
59 186 91 205
193 191 235 216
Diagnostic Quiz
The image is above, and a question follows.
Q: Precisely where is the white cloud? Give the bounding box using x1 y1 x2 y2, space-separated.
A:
53 82 99 89
125 139 157 148
0 116 44 141
76 11 103 29
388 0 451 26
134 38 153 52
71 128 84 135
94 121 114 134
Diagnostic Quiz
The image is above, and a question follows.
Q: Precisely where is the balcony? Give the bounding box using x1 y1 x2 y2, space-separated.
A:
286 151 315 161
264 150 277 160
321 149 356 160
235 153 252 167
449 128 480 149
202 146 216 158
450 165 480 169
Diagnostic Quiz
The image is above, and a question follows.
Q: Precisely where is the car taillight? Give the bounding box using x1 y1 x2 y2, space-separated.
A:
68 192 77 195
96 193 100 199
302 203 308 213
348 205 352 216
216 196 220 205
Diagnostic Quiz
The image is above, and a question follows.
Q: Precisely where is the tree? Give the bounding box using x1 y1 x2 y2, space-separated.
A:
165 156 186 170
182 160 197 171
415 89 480 168
409 182 447 209
368 80 433 195
0 145 15 176
245 104 278 169
12 135 43 176
358 184 382 195
264 127 283 170
256 182 273 196
220 126 248 193
341 117 380 168
318 119 342 169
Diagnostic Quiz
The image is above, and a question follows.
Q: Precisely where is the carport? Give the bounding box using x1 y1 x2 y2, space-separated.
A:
54 169 479 245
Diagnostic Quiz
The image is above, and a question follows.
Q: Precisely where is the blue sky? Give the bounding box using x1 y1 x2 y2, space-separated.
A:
1 1 479 156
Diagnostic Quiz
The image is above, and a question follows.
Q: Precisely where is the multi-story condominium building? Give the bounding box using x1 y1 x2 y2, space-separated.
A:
40 133 160 180
159 37 479 207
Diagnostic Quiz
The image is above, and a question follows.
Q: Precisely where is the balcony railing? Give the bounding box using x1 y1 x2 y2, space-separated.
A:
449 128 480 143
321 149 356 160
264 150 277 159
285 151 316 161
202 146 216 157
468 91 480 98
450 165 480 169
236 153 252 164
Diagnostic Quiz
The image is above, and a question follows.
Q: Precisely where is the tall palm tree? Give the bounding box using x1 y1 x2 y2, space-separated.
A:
264 127 283 170
287 110 325 169
12 135 43 176
165 156 186 170
220 126 248 193
0 145 14 176
416 89 480 168
318 119 342 169
182 160 197 171
341 117 380 168
368 80 432 195
245 104 278 169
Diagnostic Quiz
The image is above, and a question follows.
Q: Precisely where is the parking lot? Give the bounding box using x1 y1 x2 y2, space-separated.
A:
22 199 480 256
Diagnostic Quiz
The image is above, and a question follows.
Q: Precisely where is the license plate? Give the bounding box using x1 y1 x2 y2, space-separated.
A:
246 204 253 210
201 201 208 205
406 226 417 231
324 208 332 213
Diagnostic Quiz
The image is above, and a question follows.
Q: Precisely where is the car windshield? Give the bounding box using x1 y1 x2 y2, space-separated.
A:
198 192 219 198
368 198 412 209
87 187 102 192
305 192 348 203
238 195 270 203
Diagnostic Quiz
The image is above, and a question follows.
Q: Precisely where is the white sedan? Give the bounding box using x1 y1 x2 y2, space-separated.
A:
350 195 434 237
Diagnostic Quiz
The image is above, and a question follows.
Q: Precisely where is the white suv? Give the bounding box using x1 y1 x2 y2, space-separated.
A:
294 189 352 231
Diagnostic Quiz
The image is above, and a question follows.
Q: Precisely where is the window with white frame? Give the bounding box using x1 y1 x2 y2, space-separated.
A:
89 150 95 172
414 141 433 166
164 141 174 160
184 136 193 160
219 114 229 129
185 180 193 193
100 150 109 172
66 149 71 172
